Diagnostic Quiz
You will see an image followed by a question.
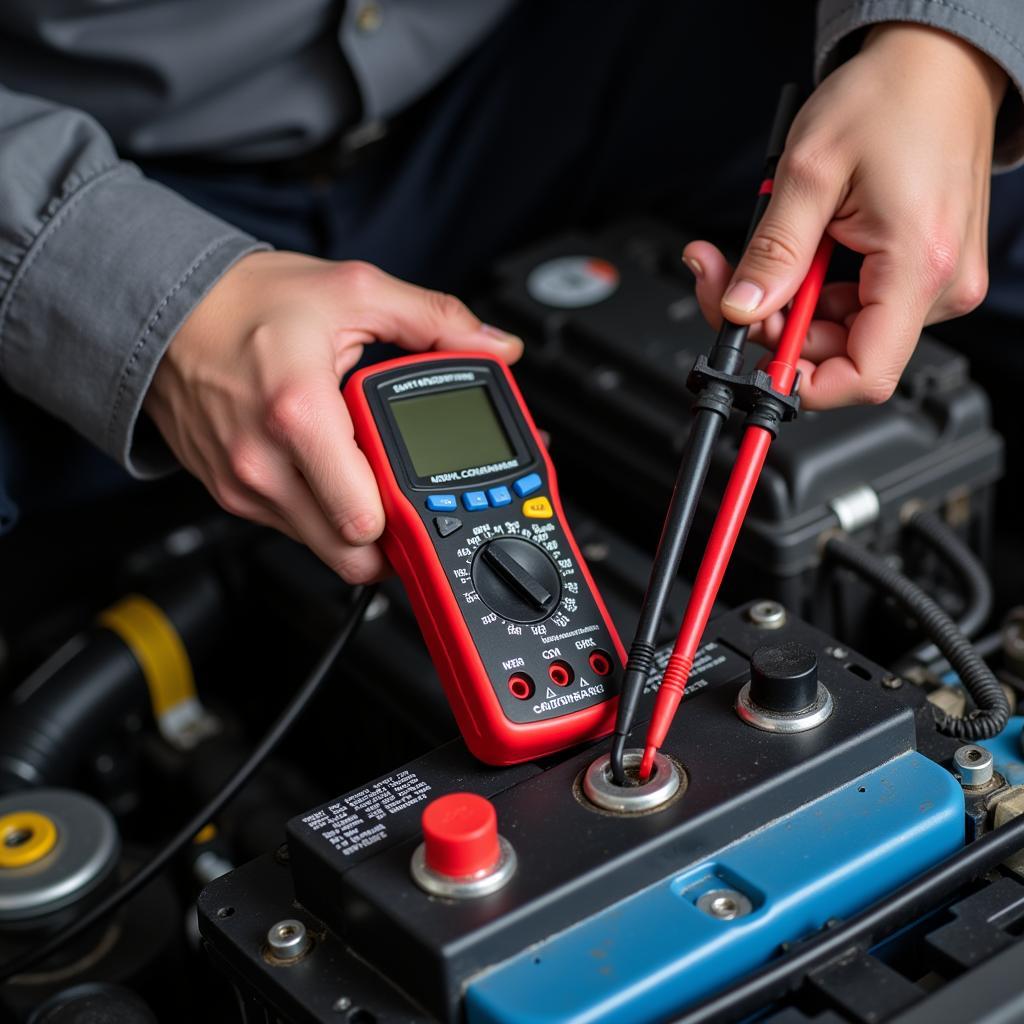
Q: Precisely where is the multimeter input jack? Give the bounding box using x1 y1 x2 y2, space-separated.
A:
548 661 574 687
508 674 535 700
588 651 613 677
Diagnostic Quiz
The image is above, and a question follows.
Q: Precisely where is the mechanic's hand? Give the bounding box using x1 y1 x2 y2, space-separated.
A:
684 23 1007 408
145 252 523 583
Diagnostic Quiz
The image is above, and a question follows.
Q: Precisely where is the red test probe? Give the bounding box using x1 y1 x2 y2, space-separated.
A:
639 235 835 780
608 84 803 786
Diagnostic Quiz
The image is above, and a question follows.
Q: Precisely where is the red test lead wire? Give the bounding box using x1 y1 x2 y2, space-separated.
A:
639 235 836 780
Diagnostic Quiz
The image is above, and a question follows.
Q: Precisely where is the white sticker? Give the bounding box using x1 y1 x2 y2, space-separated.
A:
301 769 432 857
526 256 620 308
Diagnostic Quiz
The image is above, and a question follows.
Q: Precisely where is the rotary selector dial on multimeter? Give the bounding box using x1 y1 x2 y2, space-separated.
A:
472 532 562 623
344 352 623 764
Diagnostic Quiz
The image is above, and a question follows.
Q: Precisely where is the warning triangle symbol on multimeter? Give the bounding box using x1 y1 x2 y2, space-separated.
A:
545 687 557 698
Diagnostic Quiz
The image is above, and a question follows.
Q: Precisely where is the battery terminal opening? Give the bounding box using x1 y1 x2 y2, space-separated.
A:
581 749 684 813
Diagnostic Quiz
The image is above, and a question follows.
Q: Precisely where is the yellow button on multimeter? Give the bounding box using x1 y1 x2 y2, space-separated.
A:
522 496 553 519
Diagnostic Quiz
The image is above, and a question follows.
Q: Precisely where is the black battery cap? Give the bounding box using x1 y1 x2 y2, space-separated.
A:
749 641 819 714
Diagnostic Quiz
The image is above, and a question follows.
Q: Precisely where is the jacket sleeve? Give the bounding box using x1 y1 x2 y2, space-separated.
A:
816 0 1024 169
0 87 268 477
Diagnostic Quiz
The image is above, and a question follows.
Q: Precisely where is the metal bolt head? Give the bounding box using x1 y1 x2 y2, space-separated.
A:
748 601 786 628
266 918 312 961
954 745 994 787
332 997 352 1013
696 888 753 920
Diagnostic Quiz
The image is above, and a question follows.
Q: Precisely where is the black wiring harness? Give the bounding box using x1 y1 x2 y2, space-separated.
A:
904 507 994 667
826 534 1007 740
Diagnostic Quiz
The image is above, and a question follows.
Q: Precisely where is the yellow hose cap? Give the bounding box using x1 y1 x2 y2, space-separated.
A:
0 811 58 869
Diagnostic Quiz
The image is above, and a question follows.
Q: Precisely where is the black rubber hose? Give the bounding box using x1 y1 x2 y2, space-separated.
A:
0 571 223 790
0 585 375 983
826 536 1008 740
903 508 993 666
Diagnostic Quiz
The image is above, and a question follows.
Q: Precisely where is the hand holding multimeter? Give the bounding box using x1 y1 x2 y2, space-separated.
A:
344 352 623 764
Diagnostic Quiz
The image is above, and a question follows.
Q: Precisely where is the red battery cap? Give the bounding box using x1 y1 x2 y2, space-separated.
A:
421 793 501 878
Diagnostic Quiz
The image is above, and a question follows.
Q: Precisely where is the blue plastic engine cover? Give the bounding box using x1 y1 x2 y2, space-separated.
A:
466 750 963 1024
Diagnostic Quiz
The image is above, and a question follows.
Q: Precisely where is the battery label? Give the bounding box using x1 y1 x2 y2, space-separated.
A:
644 641 748 699
300 769 433 858
288 745 541 872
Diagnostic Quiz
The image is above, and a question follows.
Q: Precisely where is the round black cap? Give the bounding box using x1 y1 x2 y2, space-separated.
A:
749 641 819 714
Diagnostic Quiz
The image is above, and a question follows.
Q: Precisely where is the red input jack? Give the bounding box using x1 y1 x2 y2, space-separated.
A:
508 674 535 700
548 661 574 687
588 651 612 677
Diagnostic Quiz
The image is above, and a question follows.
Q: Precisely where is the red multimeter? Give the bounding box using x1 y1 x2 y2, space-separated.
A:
344 352 623 764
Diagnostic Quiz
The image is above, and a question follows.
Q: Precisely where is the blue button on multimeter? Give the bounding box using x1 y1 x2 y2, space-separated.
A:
462 491 489 511
487 486 512 507
426 494 458 512
513 473 542 498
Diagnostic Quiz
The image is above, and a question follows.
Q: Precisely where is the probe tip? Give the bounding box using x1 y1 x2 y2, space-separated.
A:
638 745 657 781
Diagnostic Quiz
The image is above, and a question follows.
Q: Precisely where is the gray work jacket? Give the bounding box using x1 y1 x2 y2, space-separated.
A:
0 0 1022 476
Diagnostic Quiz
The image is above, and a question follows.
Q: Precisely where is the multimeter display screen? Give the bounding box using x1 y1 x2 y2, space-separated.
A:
390 386 516 478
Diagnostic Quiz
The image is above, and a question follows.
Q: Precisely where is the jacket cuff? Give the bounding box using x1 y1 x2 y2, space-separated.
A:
0 161 267 477
816 0 1024 169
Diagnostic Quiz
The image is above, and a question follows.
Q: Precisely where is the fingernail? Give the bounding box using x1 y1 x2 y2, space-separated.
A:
722 279 765 313
684 257 703 279
481 323 521 344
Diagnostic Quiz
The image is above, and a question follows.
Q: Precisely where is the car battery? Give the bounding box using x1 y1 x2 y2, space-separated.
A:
475 222 1004 646
197 603 969 1024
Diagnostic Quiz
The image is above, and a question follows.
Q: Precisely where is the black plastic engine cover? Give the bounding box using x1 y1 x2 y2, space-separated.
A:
474 223 1003 638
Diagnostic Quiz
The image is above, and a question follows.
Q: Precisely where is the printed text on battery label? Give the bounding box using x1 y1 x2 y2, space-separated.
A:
301 770 432 857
